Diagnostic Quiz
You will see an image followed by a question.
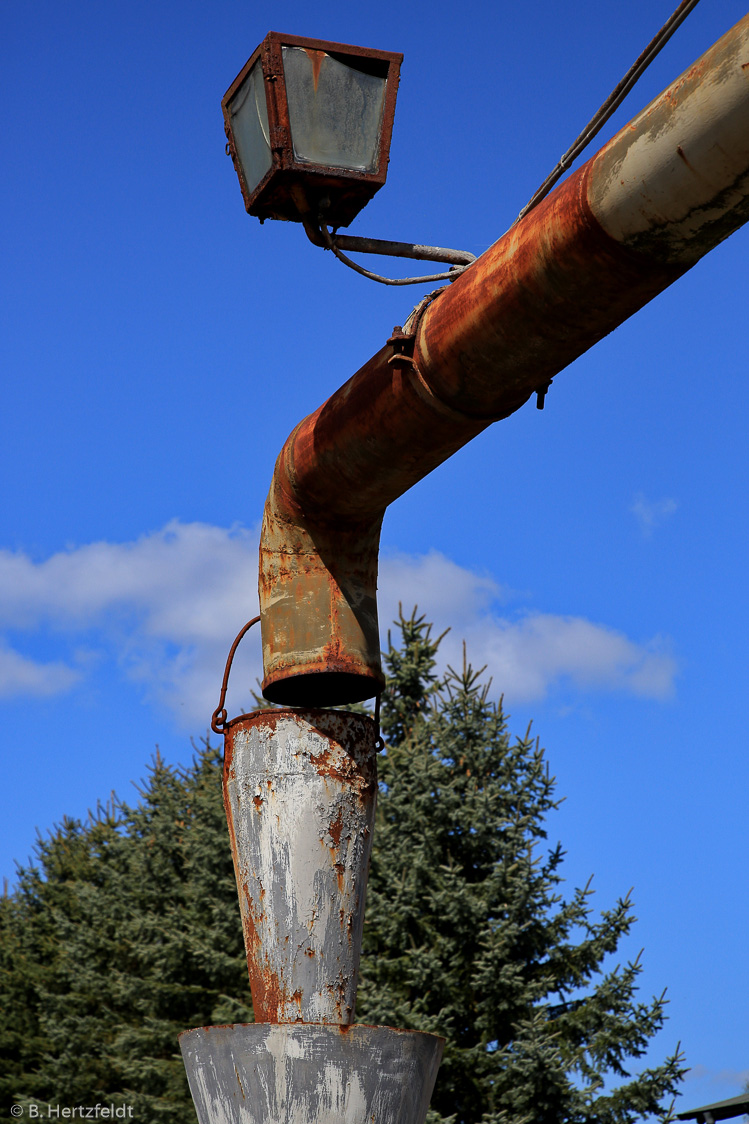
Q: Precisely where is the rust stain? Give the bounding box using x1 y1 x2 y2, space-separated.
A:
250 962 304 1023
303 48 326 93
329 809 344 846
240 888 265 1012
223 760 241 879
310 745 356 786
223 736 234 781
307 727 376 792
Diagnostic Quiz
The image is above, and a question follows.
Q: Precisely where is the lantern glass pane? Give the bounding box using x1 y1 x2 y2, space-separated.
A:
282 47 386 172
229 60 272 192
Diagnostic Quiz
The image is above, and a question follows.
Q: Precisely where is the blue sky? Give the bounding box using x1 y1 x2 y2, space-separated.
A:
2 0 747 1115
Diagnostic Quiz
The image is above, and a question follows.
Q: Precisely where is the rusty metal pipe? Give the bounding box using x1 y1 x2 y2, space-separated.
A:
260 14 749 707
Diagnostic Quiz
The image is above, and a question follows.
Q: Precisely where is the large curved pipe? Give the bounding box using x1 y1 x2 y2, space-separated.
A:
259 15 749 707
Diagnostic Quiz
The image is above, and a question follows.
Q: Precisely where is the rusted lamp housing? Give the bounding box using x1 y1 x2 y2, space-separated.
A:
222 33 402 230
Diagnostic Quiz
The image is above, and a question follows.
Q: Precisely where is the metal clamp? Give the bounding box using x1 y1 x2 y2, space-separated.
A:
387 324 416 372
386 286 446 376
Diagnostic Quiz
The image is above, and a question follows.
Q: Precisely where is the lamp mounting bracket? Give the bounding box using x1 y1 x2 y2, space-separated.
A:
302 215 477 287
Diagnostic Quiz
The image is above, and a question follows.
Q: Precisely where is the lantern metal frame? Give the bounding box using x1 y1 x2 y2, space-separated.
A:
222 32 403 230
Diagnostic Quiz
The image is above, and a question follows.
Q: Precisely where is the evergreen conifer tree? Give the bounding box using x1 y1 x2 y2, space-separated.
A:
1 747 252 1122
357 610 684 1124
1 613 685 1122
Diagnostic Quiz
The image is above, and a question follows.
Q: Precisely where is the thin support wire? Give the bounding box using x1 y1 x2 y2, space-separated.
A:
515 0 702 224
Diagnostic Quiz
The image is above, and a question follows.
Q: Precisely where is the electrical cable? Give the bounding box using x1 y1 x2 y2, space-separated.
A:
325 0 701 282
515 0 702 224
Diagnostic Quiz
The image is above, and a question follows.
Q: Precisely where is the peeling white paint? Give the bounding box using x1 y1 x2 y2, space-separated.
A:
589 18 749 261
224 711 377 1023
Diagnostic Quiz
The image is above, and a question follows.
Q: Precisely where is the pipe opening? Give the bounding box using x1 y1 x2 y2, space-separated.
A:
261 670 384 708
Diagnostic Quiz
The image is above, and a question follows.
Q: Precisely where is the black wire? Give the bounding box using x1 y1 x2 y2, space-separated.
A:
515 0 702 224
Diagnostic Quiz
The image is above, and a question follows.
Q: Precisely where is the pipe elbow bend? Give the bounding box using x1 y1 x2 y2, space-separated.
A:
258 446 386 708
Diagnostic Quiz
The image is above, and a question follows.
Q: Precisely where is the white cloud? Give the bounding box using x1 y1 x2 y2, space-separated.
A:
378 552 676 703
448 613 674 702
0 522 677 724
0 521 257 631
378 550 502 632
0 521 260 722
631 492 678 536
685 1063 749 1086
0 642 80 699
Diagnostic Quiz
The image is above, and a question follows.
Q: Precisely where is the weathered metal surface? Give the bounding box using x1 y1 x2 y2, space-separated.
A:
180 1022 445 1124
259 464 388 705
223 709 376 1023
413 162 685 419
331 233 475 265
302 220 477 264
222 33 402 229
589 16 749 262
258 14 749 707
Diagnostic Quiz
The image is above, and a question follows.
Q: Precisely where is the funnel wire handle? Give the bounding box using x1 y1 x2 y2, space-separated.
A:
373 691 385 751
211 616 261 734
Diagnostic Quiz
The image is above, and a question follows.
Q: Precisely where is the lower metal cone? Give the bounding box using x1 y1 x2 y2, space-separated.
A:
179 1022 444 1124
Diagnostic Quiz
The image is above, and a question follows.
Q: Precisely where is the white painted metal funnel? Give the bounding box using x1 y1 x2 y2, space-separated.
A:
223 709 377 1024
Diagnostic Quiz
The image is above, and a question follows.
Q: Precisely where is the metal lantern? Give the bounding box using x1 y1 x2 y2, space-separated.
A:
222 33 402 229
